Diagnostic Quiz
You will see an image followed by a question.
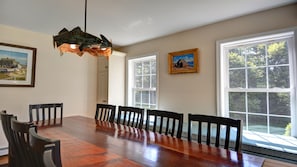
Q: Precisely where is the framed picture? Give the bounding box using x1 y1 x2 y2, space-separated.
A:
0 42 36 87
168 48 199 74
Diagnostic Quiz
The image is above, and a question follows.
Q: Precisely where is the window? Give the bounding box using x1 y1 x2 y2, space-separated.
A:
217 30 297 137
127 55 158 109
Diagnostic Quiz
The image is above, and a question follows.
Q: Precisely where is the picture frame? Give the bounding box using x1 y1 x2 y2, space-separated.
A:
0 42 36 87
168 48 199 74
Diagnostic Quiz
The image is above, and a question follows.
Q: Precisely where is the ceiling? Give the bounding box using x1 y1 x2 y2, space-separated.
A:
0 0 296 48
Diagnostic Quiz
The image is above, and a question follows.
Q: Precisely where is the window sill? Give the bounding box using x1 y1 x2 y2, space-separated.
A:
241 131 297 164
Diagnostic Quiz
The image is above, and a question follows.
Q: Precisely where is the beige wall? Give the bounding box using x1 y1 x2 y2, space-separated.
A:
120 4 297 118
0 25 98 120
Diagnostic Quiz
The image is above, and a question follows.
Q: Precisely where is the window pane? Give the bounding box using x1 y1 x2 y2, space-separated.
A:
143 61 150 74
269 116 291 135
135 103 141 107
151 74 156 88
149 104 156 109
248 68 266 88
229 69 245 88
143 76 150 88
135 62 142 75
248 115 267 133
246 45 266 67
142 91 149 103
135 76 142 88
230 113 246 129
248 92 266 114
229 92 245 112
267 41 289 65
268 66 290 88
135 91 141 103
269 93 290 116
150 91 156 104
228 48 245 68
151 59 156 74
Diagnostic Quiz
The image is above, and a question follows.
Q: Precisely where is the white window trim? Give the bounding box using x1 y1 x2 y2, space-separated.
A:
126 53 159 109
216 27 297 137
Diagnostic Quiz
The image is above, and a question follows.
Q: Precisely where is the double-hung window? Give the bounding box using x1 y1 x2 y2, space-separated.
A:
127 55 158 109
217 30 297 137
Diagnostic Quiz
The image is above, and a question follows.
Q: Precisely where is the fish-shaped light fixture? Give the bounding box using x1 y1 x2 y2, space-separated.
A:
53 0 112 57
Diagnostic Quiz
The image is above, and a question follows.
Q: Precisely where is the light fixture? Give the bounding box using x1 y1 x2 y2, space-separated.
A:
53 0 112 57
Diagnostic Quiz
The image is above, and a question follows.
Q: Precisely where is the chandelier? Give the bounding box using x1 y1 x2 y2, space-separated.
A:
53 0 112 57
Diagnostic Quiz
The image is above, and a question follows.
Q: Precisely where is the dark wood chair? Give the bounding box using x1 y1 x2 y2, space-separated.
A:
145 109 184 138
0 111 16 167
10 117 36 167
29 127 62 167
95 104 116 122
29 103 63 126
117 106 144 129
188 114 242 152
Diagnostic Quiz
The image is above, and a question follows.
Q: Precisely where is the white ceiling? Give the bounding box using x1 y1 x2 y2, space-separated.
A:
0 0 296 48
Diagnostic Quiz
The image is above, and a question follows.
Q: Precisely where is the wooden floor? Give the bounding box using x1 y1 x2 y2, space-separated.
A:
264 159 297 167
0 155 8 167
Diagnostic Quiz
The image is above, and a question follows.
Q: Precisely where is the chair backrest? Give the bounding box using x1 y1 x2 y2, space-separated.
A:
117 106 144 129
0 110 16 166
29 127 62 167
29 103 63 126
95 104 116 122
0 110 13 144
146 109 184 138
188 114 242 152
10 117 36 167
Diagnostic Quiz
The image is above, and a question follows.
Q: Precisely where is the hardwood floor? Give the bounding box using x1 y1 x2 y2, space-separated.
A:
0 155 8 167
264 159 297 167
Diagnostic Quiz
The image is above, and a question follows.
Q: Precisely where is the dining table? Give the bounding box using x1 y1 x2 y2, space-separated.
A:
37 116 277 167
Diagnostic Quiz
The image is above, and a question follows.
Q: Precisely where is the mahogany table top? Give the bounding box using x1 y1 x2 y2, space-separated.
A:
38 116 265 167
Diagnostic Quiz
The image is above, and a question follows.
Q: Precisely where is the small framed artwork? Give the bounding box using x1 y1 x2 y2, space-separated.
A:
0 42 36 87
168 48 199 74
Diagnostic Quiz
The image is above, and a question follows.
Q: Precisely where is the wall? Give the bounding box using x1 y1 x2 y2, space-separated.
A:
120 4 297 119
0 25 98 150
0 24 98 119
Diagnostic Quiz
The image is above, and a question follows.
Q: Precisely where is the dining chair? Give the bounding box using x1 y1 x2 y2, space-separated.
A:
117 106 144 129
0 110 17 167
145 109 184 138
29 103 63 126
95 103 116 122
10 117 36 167
29 127 62 167
187 114 242 152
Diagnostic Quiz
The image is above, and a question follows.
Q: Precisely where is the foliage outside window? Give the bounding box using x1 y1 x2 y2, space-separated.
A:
128 55 157 109
217 31 296 136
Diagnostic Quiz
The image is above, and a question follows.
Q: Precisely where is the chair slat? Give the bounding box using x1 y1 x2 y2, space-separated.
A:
215 123 221 147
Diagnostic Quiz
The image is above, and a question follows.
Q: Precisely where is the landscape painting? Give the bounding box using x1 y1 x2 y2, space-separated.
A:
0 43 36 87
168 48 199 74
